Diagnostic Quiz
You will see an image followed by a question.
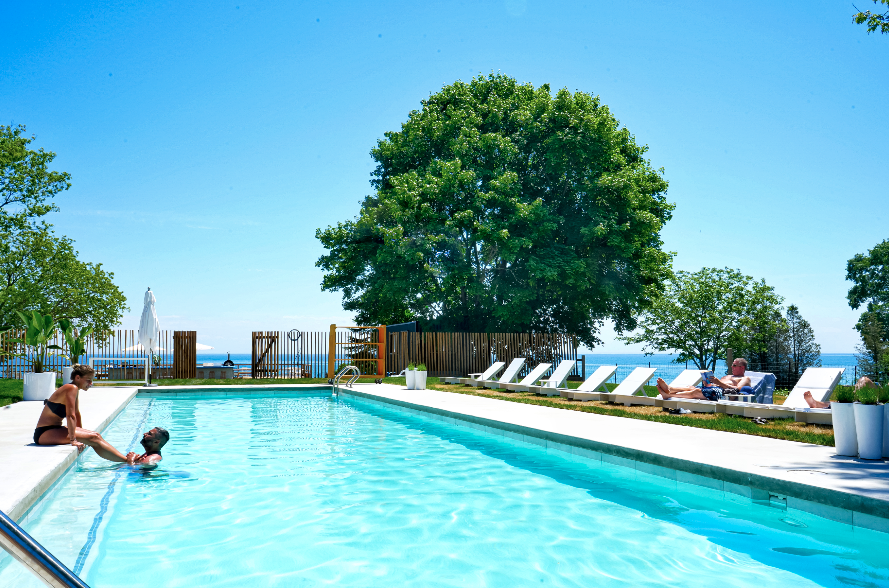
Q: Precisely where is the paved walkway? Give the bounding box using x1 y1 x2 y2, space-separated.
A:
0 387 138 521
341 384 889 533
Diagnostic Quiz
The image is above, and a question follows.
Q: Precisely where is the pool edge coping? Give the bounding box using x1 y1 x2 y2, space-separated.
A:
9 388 139 523
338 387 889 535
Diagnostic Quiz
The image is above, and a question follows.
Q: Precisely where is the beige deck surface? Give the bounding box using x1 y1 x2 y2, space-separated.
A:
0 387 138 521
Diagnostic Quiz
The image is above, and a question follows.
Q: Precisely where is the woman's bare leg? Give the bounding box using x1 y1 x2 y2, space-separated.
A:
37 426 132 463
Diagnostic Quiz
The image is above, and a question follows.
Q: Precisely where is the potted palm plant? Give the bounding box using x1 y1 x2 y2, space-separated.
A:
415 363 428 390
11 311 62 401
58 318 93 383
854 386 884 460
405 363 416 390
830 386 857 457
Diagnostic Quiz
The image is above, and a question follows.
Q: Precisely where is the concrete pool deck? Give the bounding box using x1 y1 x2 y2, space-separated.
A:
1 383 887 535
0 387 139 521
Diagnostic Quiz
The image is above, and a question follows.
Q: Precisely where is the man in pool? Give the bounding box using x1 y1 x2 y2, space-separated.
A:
657 358 753 402
130 427 170 467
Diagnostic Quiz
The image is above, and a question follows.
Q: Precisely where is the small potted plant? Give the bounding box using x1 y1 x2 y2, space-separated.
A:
854 386 883 460
405 363 416 390
830 386 857 457
415 363 428 390
11 311 62 401
58 318 93 383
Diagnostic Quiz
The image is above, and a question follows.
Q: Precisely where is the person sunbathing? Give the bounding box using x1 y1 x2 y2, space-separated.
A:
803 376 878 409
657 359 753 402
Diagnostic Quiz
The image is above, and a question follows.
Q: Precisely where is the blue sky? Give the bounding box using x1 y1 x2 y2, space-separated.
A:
2 0 887 354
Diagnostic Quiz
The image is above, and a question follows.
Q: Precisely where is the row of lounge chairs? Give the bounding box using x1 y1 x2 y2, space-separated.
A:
442 360 845 424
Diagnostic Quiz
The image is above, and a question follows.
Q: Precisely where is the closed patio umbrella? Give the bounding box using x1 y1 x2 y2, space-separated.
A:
138 288 160 386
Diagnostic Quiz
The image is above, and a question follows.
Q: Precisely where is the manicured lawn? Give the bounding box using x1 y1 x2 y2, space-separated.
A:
381 377 835 447
0 379 24 407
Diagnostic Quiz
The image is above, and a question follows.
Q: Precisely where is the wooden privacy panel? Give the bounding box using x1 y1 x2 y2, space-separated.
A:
387 332 579 378
251 332 280 378
173 331 196 379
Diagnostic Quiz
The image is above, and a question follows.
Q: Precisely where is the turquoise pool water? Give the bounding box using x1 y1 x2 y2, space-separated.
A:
1 391 887 587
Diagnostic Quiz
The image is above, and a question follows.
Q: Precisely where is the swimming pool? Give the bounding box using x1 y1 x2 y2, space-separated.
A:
1 390 887 587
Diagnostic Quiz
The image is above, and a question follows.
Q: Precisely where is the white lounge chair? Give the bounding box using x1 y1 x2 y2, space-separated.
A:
528 360 577 396
743 367 845 420
484 358 526 389
500 363 553 392
457 362 505 386
561 365 618 401
603 367 658 406
664 371 776 414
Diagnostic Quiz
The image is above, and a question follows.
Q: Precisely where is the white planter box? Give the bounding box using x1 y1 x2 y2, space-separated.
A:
405 370 416 390
884 404 889 459
415 371 428 390
23 372 58 401
830 401 857 457
62 366 73 384
854 403 884 460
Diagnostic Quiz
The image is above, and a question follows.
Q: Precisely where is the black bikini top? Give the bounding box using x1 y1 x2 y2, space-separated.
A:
44 399 67 419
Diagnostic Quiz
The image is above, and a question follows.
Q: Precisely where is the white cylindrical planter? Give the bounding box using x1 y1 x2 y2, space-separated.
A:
830 401 858 457
405 369 416 390
62 366 73 384
883 404 889 458
415 371 428 390
23 372 58 401
854 403 885 460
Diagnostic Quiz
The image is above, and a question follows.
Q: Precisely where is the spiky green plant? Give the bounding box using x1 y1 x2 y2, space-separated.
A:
834 386 856 403
10 311 62 373
857 386 880 405
416 363 427 371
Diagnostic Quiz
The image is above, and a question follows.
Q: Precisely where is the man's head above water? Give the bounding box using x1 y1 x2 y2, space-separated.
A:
139 427 170 455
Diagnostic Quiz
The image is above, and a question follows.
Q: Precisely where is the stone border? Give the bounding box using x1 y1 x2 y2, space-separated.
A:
340 388 889 534
9 389 138 522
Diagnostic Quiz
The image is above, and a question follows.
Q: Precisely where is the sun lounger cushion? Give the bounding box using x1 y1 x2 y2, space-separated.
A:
743 371 776 404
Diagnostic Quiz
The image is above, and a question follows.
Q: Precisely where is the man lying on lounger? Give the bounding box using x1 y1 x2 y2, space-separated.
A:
804 377 878 409
657 358 753 402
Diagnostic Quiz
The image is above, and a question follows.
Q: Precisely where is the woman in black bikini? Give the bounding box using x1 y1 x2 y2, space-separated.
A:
34 364 136 464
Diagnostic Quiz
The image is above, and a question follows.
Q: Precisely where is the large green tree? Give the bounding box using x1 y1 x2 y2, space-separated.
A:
854 0 889 35
847 239 889 380
0 124 127 332
0 222 127 332
618 267 785 371
316 74 674 346
1 124 70 226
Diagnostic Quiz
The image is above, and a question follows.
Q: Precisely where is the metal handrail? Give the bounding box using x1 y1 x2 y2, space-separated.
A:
333 365 360 395
0 509 91 588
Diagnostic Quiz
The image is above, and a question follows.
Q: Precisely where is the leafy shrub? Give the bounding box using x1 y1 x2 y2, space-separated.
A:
857 386 880 405
878 385 889 404
416 363 427 371
406 363 416 371
834 386 856 403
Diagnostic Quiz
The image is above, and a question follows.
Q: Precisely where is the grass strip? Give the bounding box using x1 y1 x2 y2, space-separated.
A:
0 379 24 407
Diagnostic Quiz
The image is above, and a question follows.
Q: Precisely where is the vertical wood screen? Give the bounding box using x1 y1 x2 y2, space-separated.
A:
173 331 197 379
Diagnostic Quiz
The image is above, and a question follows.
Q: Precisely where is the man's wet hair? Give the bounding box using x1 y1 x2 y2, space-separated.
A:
155 427 170 448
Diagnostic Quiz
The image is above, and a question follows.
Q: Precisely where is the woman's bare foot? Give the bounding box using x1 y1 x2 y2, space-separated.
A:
803 391 830 409
656 378 672 398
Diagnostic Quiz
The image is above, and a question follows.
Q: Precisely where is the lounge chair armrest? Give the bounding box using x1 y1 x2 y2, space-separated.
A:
467 373 483 378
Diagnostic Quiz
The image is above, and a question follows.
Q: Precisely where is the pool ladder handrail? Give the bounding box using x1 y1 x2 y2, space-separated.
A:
333 365 360 395
0 508 91 588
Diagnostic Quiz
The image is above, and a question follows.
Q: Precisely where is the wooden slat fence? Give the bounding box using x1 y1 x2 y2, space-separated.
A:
0 329 181 380
387 332 579 379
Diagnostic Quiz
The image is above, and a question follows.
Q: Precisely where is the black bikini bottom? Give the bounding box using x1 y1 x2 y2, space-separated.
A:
34 425 67 444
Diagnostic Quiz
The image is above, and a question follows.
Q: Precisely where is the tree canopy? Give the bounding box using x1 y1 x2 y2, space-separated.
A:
847 239 889 380
0 124 127 332
854 0 889 35
618 267 786 371
1 124 70 226
316 73 674 346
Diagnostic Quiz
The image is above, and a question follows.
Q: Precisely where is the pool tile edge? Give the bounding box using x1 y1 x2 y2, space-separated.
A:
339 388 889 534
